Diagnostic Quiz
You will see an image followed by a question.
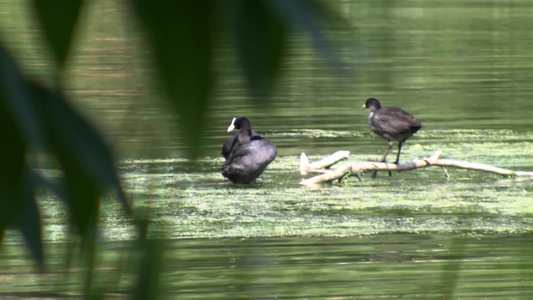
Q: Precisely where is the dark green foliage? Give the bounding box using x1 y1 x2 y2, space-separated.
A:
0 45 43 145
131 0 213 158
133 239 165 300
231 0 287 98
129 0 339 157
0 0 342 297
0 45 42 265
27 81 128 208
27 80 129 254
30 0 85 67
268 0 344 71
0 44 129 266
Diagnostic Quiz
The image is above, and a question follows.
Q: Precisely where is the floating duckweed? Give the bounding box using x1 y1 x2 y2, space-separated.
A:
32 129 533 241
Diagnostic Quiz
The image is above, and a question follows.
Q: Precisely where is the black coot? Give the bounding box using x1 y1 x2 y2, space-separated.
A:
222 128 259 159
362 98 422 165
221 117 277 183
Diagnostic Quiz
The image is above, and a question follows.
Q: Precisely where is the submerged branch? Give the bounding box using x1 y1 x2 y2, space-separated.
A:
300 150 533 185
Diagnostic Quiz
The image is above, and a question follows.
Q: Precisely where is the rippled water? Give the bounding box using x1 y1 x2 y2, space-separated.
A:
1 234 533 298
1 0 533 298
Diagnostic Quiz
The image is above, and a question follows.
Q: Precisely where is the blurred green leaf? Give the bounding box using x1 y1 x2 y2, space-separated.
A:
0 222 5 243
27 81 128 211
80 225 97 297
0 178 43 265
438 237 466 298
133 239 164 300
130 0 213 158
231 0 287 98
0 43 43 145
30 0 85 67
27 80 128 253
63 169 101 241
16 168 44 266
0 48 42 263
268 0 344 72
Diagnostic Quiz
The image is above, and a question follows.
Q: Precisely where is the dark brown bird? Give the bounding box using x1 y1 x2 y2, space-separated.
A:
362 98 422 168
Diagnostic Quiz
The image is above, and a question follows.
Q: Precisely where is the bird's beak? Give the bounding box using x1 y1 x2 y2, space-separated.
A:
361 104 366 109
227 117 236 132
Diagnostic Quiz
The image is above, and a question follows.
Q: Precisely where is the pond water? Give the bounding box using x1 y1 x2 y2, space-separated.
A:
1 0 533 298
1 234 533 299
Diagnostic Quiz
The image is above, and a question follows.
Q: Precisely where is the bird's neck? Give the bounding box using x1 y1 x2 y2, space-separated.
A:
237 128 252 143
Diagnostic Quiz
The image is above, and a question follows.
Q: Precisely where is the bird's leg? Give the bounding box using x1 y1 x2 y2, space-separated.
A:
373 141 394 178
380 141 393 162
395 141 404 165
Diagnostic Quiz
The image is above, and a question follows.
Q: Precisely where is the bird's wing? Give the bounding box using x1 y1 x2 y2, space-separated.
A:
374 107 419 132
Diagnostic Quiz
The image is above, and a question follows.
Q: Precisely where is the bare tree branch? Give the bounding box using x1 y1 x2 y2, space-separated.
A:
299 150 350 175
300 150 533 186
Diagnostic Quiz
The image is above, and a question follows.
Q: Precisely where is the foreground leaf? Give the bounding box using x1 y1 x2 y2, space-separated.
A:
28 81 128 246
268 0 344 71
0 43 43 144
133 239 165 300
28 81 127 209
231 0 287 98
130 0 213 157
0 45 41 264
16 168 44 265
30 0 85 67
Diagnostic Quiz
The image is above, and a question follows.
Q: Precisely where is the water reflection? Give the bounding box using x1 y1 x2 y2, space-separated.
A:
1 234 532 298
162 234 533 298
